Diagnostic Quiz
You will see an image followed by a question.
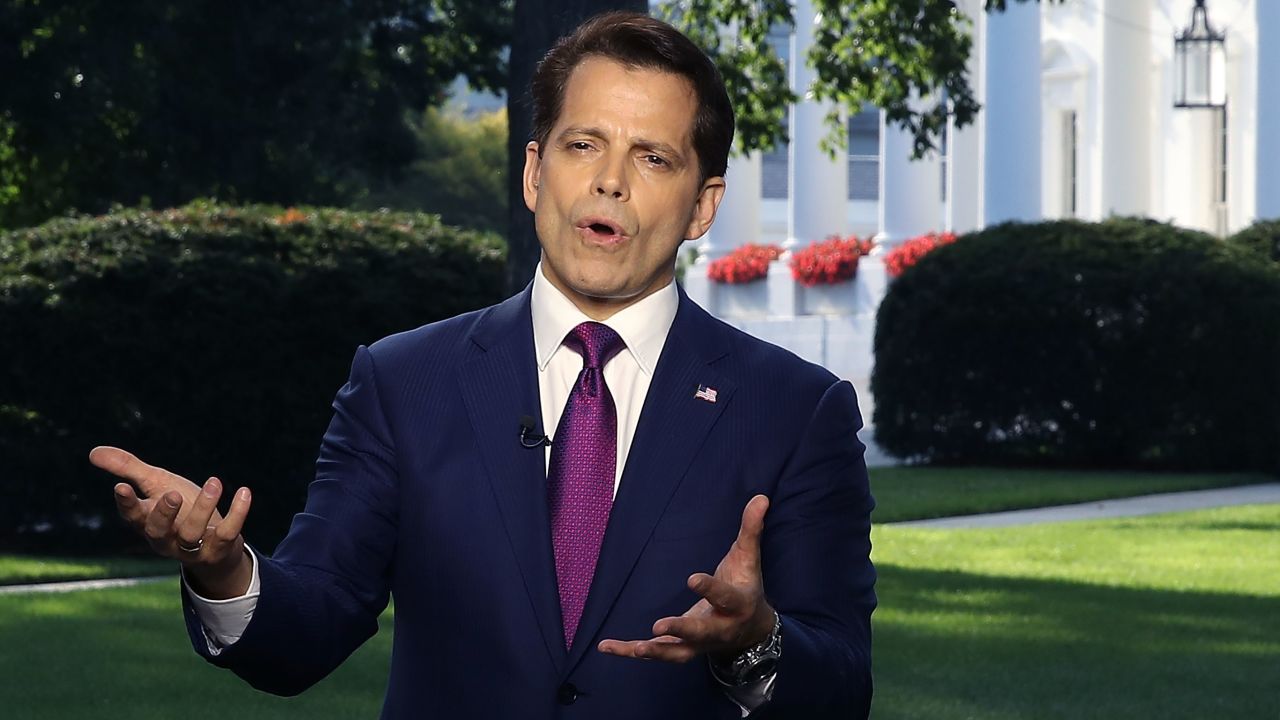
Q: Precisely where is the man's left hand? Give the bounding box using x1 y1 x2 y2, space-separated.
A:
598 494 775 664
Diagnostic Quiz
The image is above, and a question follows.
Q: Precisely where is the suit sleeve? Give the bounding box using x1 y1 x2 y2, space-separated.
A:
757 379 876 719
181 345 400 695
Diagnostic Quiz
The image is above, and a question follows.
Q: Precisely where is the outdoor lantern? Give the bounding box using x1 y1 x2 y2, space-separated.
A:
1174 0 1227 109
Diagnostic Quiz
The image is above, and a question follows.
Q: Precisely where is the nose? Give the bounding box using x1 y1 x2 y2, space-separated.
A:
593 152 629 201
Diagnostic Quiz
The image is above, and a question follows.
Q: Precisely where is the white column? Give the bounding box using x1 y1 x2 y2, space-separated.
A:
947 0 985 234
983 0 1042 224
1167 108 1219 233
1100 0 1152 216
788 0 847 250
700 151 761 261
1258 0 1280 220
878 109 944 245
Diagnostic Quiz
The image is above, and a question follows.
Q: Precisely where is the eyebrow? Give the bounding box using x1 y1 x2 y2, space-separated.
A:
556 126 686 164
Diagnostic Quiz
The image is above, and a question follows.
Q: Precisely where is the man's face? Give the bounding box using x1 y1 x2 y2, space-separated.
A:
523 56 724 319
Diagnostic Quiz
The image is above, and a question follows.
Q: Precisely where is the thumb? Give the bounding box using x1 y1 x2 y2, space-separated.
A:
89 446 175 498
732 495 769 563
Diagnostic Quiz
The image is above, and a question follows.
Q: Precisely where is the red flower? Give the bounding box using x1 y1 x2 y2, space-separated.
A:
884 231 957 278
707 243 783 284
275 207 308 225
788 235 876 287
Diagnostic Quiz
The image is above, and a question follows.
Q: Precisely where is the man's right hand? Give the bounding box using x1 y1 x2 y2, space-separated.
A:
89 446 254 599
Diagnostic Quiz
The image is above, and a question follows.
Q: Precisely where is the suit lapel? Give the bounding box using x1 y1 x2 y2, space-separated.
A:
565 292 736 671
456 288 567 671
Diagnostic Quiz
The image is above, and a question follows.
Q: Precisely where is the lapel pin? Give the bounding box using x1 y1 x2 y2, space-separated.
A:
694 384 718 403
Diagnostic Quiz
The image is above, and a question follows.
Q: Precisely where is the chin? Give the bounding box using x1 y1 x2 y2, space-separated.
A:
566 279 637 303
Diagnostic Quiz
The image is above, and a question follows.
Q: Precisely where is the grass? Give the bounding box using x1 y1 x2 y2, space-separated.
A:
2 580 390 719
6 468 1276 717
869 466 1271 523
870 504 1280 719
5 505 1277 718
0 554 175 586
8 467 1267 586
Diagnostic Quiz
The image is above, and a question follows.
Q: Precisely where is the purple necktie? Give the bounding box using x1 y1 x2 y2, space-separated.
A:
548 321 625 649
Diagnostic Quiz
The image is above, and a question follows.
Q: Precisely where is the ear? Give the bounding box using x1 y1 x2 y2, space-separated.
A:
523 141 542 213
684 176 726 241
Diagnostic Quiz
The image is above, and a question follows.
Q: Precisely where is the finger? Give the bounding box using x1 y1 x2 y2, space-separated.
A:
597 638 642 658
733 494 770 561
143 491 182 543
213 486 252 542
598 636 695 663
113 483 148 528
654 614 721 643
176 477 222 546
636 636 697 663
689 573 745 613
89 446 184 498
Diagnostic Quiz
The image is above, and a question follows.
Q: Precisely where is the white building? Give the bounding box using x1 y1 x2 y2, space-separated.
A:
684 0 1278 462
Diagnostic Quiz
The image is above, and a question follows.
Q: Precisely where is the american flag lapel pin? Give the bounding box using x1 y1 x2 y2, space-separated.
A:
694 384 718 403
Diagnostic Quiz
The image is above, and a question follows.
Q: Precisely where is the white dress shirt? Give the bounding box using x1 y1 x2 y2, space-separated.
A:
186 264 769 714
530 263 676 488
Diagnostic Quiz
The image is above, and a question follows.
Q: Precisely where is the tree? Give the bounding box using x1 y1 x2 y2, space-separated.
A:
1 0 1054 289
504 0 1055 291
664 0 1057 159
0 1 510 229
358 107 510 235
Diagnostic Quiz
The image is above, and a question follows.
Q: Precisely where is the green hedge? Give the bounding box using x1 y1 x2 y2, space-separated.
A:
872 218 1280 471
1 202 506 553
1230 218 1280 263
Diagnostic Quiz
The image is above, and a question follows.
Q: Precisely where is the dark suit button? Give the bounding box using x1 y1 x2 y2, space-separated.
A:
557 682 579 705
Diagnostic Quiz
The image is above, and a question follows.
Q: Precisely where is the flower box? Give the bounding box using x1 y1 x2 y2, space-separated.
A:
789 235 875 287
798 279 860 316
884 231 958 277
707 243 783 284
715 278 771 318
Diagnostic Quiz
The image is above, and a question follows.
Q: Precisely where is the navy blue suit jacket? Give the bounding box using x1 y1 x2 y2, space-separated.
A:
184 285 876 718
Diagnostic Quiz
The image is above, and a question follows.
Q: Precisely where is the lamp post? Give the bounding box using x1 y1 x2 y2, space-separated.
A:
1174 0 1227 109
1174 0 1228 234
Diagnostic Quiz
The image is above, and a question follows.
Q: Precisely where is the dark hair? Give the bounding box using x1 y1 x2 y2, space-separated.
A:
529 11 735 183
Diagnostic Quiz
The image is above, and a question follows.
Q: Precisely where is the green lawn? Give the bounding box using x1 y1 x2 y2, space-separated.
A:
870 504 1280 719
0 554 174 585
9 467 1267 586
869 466 1271 523
6 504 1277 718
6 468 1276 717
2 580 390 719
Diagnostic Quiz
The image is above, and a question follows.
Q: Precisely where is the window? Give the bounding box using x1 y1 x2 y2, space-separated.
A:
1061 110 1078 217
847 107 879 201
1214 106 1228 234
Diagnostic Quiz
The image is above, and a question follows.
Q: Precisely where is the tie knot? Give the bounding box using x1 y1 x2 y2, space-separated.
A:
564 321 625 369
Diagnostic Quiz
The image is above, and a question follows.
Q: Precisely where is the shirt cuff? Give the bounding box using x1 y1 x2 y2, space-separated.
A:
710 659 777 717
181 546 261 656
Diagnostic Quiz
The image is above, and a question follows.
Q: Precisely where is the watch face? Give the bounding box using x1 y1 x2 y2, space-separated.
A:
742 657 779 685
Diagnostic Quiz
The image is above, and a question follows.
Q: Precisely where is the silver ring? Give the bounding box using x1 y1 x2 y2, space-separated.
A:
177 537 204 553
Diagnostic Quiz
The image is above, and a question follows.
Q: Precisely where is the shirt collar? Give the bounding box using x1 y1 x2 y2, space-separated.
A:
531 262 678 376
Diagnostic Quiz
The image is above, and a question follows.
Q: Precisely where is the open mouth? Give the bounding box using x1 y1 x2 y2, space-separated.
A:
576 216 627 241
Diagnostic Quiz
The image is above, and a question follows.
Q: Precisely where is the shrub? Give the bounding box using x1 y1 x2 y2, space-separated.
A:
789 235 875 286
884 231 957 278
1229 219 1280 263
355 108 509 235
872 218 1280 471
707 243 782 283
0 202 506 553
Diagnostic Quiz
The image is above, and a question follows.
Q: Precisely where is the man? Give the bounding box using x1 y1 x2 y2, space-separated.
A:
91 12 875 718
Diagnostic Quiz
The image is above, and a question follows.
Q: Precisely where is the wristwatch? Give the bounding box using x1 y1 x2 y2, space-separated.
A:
715 611 783 686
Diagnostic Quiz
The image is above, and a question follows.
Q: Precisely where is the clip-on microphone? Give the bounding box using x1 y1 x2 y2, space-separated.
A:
518 415 551 449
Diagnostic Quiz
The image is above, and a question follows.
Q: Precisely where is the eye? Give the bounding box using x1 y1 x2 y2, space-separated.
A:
568 141 594 151
643 154 669 167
